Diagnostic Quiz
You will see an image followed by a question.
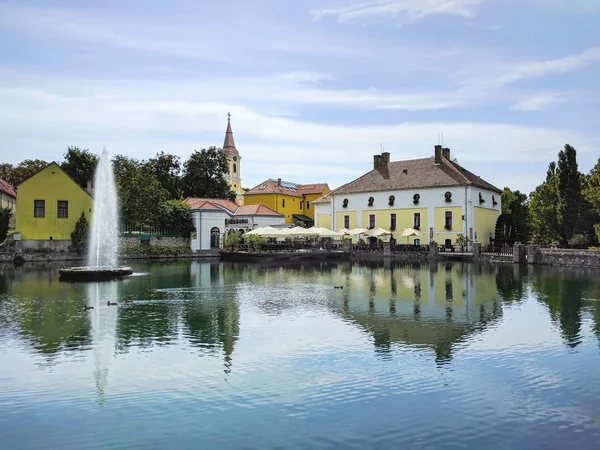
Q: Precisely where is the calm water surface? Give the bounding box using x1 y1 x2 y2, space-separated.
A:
1 261 600 449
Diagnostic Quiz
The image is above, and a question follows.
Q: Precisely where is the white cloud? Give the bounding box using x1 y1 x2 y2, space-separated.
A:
512 93 564 111
312 0 483 23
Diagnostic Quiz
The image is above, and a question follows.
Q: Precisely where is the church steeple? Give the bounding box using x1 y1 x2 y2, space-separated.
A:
222 112 238 157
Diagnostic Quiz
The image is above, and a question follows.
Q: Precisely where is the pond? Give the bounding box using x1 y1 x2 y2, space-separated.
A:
1 261 600 449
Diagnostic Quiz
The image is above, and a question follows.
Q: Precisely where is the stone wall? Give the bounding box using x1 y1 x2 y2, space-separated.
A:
537 248 600 269
119 235 190 247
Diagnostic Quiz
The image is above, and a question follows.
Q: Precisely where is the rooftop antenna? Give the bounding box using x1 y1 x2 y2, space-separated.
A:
380 142 384 154
441 133 444 146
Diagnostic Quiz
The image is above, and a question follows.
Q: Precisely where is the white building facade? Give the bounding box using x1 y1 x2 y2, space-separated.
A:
186 198 285 252
314 146 502 246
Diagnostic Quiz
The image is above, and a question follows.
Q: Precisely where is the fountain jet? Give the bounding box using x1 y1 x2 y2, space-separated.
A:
59 148 132 281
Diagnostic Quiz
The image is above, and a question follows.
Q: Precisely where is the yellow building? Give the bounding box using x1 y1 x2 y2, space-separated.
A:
221 113 245 205
244 179 330 225
15 162 93 250
314 146 502 246
0 178 16 228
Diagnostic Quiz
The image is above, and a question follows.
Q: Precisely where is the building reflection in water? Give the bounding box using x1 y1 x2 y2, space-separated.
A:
336 262 504 365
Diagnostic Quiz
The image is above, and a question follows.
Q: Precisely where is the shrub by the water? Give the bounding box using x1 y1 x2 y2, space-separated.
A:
120 245 192 255
70 212 89 254
0 206 11 243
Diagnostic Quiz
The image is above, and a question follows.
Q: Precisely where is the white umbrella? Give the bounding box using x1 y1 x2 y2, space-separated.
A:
348 227 369 235
282 226 319 237
400 227 421 244
365 227 393 238
247 226 285 238
244 227 265 236
313 227 344 239
337 227 350 235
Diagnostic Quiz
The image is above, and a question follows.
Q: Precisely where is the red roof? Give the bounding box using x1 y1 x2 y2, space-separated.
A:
184 197 283 217
222 115 239 158
236 204 281 216
245 179 329 198
0 179 16 198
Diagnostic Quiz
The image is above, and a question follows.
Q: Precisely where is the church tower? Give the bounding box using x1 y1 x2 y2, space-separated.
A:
221 113 244 205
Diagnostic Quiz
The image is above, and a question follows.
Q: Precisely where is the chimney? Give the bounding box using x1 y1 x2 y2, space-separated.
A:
373 154 383 170
381 152 390 164
277 178 282 187
85 180 94 196
434 145 442 164
442 147 451 160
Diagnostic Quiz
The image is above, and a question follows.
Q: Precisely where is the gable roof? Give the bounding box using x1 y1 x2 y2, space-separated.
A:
245 179 304 197
245 179 329 198
184 197 283 217
18 162 93 198
0 179 16 198
333 157 501 196
311 182 349 204
298 183 329 195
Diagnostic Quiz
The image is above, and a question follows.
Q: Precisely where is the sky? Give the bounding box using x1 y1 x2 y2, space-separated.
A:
0 0 598 193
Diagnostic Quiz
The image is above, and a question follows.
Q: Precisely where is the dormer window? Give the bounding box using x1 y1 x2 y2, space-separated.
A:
368 197 374 207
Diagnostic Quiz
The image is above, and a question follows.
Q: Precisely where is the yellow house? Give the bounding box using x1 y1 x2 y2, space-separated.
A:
15 162 93 249
244 178 330 225
320 146 502 246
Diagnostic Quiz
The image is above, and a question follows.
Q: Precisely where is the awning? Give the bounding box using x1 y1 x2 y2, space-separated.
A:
292 214 314 225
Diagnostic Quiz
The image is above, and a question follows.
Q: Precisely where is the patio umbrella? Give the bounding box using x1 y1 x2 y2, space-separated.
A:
400 227 421 244
313 227 344 239
365 227 393 238
337 227 350 235
348 227 369 235
247 226 285 238
285 226 319 237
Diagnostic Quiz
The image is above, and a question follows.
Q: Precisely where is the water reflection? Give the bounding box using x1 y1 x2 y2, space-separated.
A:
335 262 503 364
86 281 118 405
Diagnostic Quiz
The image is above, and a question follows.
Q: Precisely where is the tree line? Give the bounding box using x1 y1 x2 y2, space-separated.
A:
0 146 235 231
502 144 600 248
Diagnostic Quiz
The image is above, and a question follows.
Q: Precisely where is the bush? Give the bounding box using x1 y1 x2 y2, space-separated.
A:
70 212 89 254
120 245 192 255
156 200 194 237
0 206 11 243
568 234 590 249
243 234 266 250
224 231 242 248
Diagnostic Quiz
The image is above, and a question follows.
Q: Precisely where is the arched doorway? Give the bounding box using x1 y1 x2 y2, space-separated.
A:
210 227 220 248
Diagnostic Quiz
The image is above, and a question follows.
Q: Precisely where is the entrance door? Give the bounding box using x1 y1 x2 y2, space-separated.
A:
210 227 220 248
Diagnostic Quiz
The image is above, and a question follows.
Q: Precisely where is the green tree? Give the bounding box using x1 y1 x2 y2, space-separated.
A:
61 147 99 188
0 163 16 186
0 206 12 242
556 144 585 245
10 159 48 187
119 170 170 226
144 152 182 199
501 187 530 242
156 200 194 236
182 147 235 200
584 158 600 213
70 212 89 254
529 167 560 245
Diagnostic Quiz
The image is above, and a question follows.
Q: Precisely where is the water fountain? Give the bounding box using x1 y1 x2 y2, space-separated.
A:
59 149 132 281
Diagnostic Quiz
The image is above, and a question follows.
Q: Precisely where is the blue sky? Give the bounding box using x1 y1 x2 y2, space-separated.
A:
0 0 598 193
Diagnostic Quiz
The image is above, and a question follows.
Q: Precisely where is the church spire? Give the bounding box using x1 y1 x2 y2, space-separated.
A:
223 112 237 152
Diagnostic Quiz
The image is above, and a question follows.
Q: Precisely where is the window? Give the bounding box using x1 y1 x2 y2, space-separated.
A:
344 215 350 229
390 213 397 230
414 212 421 229
300 201 303 209
445 211 452 229
233 163 237 173
57 200 68 218
414 238 421 245
369 214 375 229
282 199 285 208
307 202 310 210
445 238 452 248
34 200 45 218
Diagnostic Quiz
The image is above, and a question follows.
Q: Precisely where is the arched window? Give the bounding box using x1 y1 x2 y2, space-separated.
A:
210 227 220 248
233 163 237 173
